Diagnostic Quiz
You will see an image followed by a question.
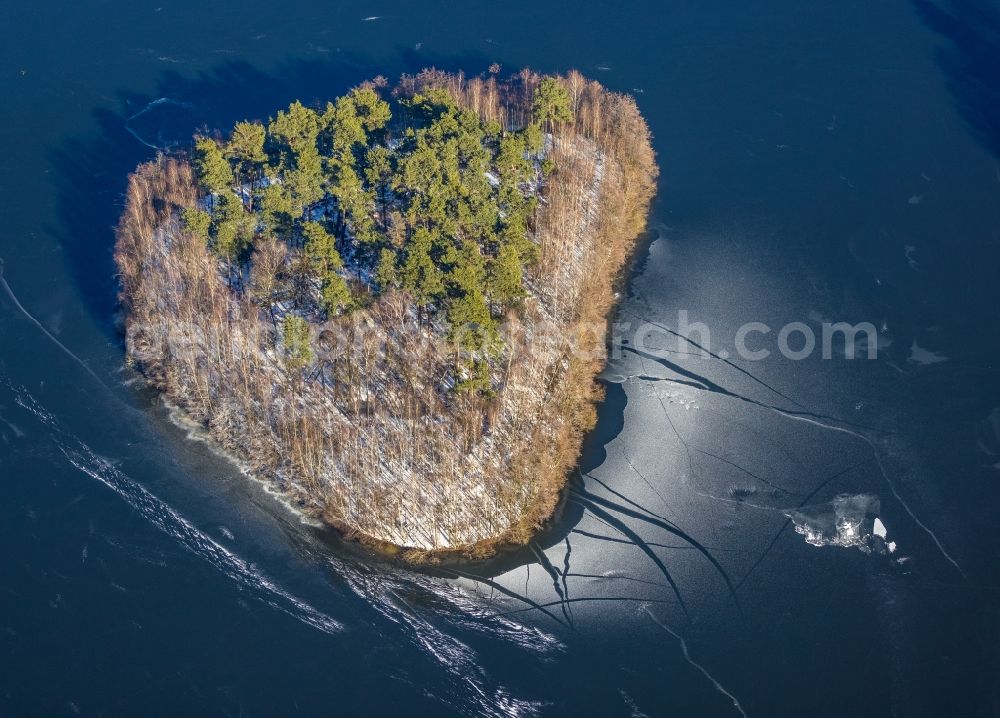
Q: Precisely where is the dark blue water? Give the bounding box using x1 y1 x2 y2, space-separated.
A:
2 1 999 715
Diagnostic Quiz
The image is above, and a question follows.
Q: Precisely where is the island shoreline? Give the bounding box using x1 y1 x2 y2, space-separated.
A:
115 69 658 563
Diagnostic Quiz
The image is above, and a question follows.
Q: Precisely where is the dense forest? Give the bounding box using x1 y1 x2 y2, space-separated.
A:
181 70 574 391
116 69 656 558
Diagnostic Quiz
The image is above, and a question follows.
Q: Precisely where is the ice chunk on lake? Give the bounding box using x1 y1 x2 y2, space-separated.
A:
873 517 887 539
785 493 881 553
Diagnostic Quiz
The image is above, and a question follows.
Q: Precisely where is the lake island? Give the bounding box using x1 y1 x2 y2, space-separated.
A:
115 68 657 560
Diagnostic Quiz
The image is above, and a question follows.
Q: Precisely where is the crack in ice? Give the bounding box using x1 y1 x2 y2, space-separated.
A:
642 605 748 718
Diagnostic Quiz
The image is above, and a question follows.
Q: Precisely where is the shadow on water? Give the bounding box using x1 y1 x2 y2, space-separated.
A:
407 227 675 580
423 380 631 580
455 224 668 577
913 0 1000 158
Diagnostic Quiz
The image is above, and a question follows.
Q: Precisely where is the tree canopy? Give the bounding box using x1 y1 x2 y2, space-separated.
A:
532 77 574 128
187 75 572 392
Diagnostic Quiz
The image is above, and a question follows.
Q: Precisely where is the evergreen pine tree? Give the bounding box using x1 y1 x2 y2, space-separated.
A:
486 243 525 310
522 122 544 156
284 144 325 214
282 315 313 371
401 227 445 315
349 86 391 133
268 101 320 157
193 137 233 194
454 357 493 395
532 77 574 128
321 275 352 316
181 207 211 244
302 221 341 274
447 288 498 353
375 248 399 291
258 183 295 237
446 239 486 295
226 121 267 202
